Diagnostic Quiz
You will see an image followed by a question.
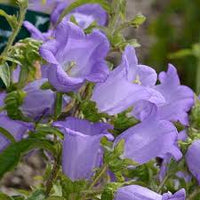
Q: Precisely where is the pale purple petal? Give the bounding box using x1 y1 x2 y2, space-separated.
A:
51 3 107 28
186 139 200 184
155 64 194 125
53 117 113 180
40 21 109 92
92 45 164 115
162 189 186 200
116 105 182 164
20 78 56 120
23 21 52 41
0 114 32 152
115 185 162 200
115 185 185 200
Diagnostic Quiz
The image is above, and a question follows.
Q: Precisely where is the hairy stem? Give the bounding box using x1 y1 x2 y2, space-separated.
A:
0 3 27 63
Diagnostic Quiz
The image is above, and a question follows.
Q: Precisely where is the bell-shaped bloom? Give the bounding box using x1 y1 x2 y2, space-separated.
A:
186 139 200 184
114 185 186 200
40 20 109 92
0 114 32 152
20 78 56 120
132 65 194 125
115 104 182 164
20 78 69 121
92 45 165 115
53 117 113 181
133 65 194 124
51 3 107 28
155 64 194 125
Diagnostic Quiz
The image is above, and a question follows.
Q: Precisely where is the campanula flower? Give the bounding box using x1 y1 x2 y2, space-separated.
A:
0 114 32 152
115 104 182 164
92 45 165 115
40 20 109 92
51 3 107 28
53 117 113 181
114 185 186 200
19 78 56 121
132 65 194 125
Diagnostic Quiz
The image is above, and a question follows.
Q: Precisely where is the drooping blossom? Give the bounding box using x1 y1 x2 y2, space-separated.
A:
115 104 182 164
0 114 32 152
114 185 186 200
186 139 200 184
40 21 109 92
132 64 194 125
92 45 165 115
53 117 113 181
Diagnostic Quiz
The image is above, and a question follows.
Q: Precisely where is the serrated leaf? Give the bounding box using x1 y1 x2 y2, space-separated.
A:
0 62 10 88
58 0 111 23
114 139 125 156
0 139 56 178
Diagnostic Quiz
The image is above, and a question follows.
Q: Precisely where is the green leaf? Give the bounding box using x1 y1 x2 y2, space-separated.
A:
114 139 125 156
58 0 110 23
131 14 146 28
80 100 108 122
0 139 56 178
112 111 138 136
4 90 27 121
54 93 63 119
40 82 54 90
61 176 87 199
0 62 11 88
168 49 193 59
35 124 64 140
26 190 45 200
0 193 12 200
0 9 18 30
0 126 16 144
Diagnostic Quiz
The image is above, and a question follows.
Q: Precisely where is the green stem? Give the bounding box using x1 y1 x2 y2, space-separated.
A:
188 188 200 200
82 165 107 200
45 147 61 197
196 58 200 94
0 2 27 63
88 165 107 190
156 174 170 193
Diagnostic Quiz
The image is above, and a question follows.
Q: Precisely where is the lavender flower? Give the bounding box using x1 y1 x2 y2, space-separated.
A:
114 185 186 200
92 45 165 115
53 117 113 181
132 64 194 125
51 3 107 28
0 114 32 152
40 20 109 92
115 104 182 164
19 78 56 121
186 139 200 184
